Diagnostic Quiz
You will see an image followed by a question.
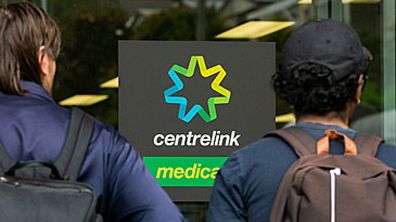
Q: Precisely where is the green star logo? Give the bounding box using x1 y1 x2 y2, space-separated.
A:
164 56 231 123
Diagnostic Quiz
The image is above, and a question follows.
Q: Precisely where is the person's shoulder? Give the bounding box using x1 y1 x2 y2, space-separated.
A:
377 142 396 169
215 135 300 215
379 142 396 150
88 118 135 156
234 136 297 160
223 136 298 176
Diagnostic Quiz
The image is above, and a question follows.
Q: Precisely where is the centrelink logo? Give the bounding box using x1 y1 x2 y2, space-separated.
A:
156 56 239 147
164 56 231 123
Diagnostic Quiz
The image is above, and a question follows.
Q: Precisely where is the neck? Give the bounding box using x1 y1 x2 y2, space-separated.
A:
296 112 349 129
41 78 53 96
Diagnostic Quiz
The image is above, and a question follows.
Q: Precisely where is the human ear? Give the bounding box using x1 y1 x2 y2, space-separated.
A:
355 74 365 104
37 46 56 94
37 46 50 77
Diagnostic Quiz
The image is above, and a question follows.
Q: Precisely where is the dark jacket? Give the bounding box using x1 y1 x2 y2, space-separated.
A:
0 81 182 222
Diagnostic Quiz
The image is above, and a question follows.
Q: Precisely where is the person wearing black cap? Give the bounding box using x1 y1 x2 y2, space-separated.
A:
207 19 396 222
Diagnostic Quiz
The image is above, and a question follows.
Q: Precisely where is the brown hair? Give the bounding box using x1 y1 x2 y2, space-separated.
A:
0 1 61 95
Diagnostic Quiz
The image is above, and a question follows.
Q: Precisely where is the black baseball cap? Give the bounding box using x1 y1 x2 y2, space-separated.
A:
280 19 372 84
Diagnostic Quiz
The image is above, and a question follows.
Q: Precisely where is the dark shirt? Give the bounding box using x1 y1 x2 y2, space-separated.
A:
0 82 182 222
207 122 396 222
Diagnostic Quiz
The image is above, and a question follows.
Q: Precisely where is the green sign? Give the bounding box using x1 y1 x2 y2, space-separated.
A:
144 157 227 187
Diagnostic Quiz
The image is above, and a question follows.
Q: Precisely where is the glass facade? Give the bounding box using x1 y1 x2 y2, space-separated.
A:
11 0 396 221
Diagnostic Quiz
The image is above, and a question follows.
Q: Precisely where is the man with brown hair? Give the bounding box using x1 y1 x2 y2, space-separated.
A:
0 2 182 221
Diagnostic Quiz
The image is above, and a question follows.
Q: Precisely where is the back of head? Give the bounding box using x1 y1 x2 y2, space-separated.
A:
272 19 371 117
0 1 61 95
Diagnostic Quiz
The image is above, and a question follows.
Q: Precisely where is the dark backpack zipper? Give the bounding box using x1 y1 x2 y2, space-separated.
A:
0 175 93 194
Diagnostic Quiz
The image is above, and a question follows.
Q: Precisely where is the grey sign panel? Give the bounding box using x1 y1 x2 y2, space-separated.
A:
119 41 275 201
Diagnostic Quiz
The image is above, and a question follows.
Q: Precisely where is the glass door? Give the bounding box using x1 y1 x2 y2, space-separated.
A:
313 0 395 144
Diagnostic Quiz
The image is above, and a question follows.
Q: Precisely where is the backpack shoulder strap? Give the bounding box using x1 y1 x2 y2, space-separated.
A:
54 107 94 181
264 126 316 157
0 141 15 175
354 133 384 156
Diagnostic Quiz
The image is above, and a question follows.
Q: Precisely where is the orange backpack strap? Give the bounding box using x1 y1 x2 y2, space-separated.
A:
354 133 384 156
265 126 316 157
317 129 358 155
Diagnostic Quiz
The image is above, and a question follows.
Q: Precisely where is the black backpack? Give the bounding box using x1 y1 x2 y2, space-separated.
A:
0 107 102 222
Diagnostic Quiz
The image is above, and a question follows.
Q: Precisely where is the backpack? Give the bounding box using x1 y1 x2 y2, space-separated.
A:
266 126 396 222
0 107 102 222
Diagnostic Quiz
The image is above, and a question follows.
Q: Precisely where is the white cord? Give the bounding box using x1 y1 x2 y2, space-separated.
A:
330 168 341 222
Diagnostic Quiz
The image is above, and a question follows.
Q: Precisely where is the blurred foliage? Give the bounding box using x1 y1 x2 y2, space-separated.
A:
132 6 225 40
52 0 130 127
